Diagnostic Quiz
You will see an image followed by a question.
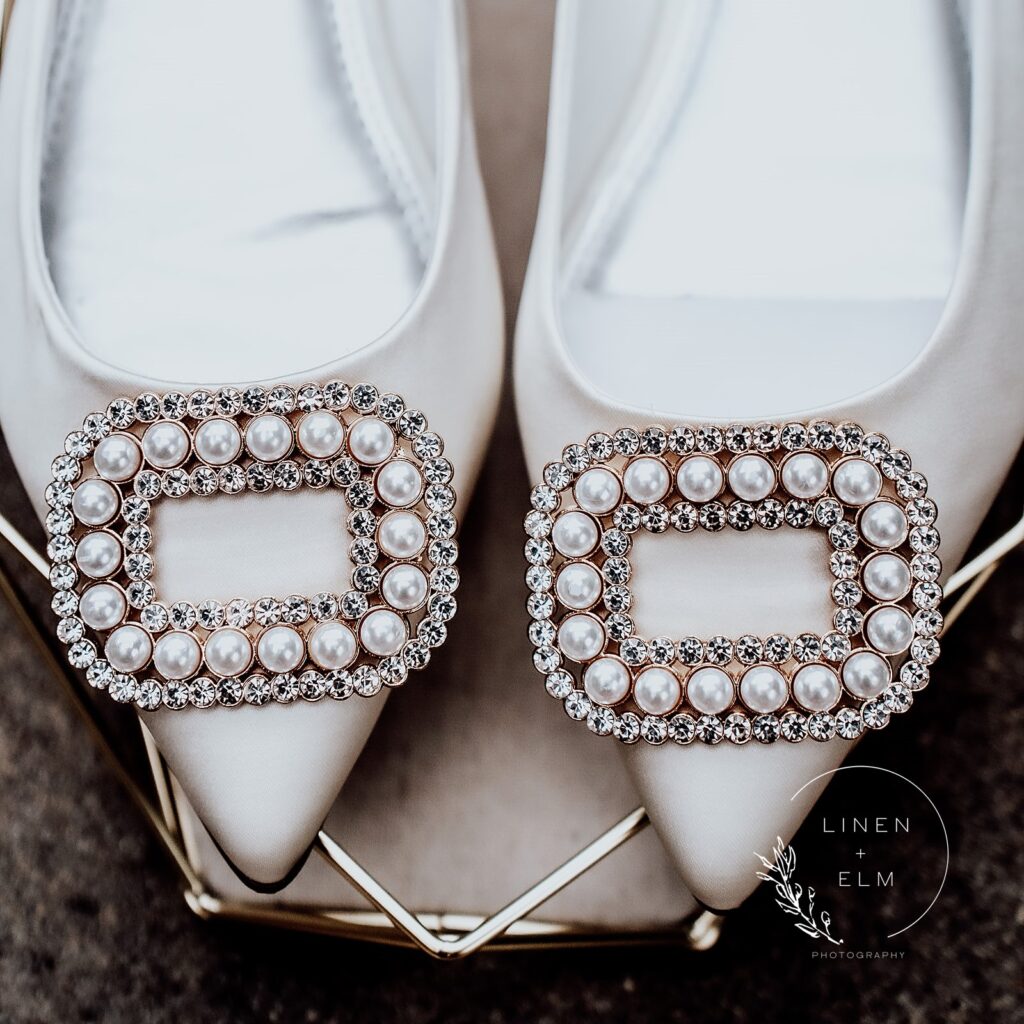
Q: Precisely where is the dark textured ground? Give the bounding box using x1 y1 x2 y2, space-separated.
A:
1 2 1022 1022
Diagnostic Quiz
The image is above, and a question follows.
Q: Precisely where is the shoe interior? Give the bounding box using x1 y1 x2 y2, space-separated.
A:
559 0 970 418
41 0 437 382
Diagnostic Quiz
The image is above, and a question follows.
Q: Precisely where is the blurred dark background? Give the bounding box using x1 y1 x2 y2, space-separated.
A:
1 2 1021 1021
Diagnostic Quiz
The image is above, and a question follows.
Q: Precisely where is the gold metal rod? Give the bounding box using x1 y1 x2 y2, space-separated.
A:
0 510 49 579
945 510 1024 596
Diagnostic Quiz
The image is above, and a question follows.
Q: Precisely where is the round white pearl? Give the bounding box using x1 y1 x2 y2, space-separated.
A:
862 553 912 601
739 664 789 713
557 614 605 662
781 452 829 498
348 417 396 466
860 501 909 550
79 583 126 630
153 631 203 680
256 624 305 673
832 458 882 506
676 456 724 502
865 606 915 655
297 410 345 459
727 454 775 501
842 650 891 699
792 663 841 712
105 624 153 673
142 421 190 469
583 657 631 706
308 621 357 670
623 457 670 504
375 460 424 508
245 414 294 462
555 562 603 610
381 564 428 611
75 531 123 579
686 666 734 715
194 418 242 466
551 511 599 557
72 478 119 526
573 468 621 515
634 667 682 716
93 433 142 482
359 609 408 657
204 627 254 677
377 510 426 559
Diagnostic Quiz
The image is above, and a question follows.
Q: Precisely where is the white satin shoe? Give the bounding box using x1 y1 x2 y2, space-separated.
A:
515 0 1024 910
0 0 502 887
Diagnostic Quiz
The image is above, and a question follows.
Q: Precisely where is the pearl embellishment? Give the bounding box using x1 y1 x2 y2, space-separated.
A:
727 454 775 502
633 667 682 715
204 627 254 677
142 421 190 469
92 434 142 482
348 417 395 466
307 621 357 670
841 650 891 699
573 468 622 515
79 583 127 630
105 624 153 673
623 457 670 504
676 455 724 502
245 414 293 462
256 625 305 674
194 418 242 466
359 609 408 657
792 663 841 712
686 667 734 716
551 511 599 557
781 452 829 498
72 479 119 526
557 614 606 662
375 460 424 508
555 562 602 610
297 410 345 459
584 657 631 706
377 510 427 559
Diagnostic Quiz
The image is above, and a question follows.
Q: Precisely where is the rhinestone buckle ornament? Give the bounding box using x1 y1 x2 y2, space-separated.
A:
45 381 459 711
524 421 941 747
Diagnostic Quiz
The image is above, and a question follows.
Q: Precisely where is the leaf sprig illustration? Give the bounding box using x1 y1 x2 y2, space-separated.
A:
756 836 843 945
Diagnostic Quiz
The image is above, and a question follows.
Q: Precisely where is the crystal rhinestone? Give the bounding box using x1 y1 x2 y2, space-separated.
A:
352 565 380 592
648 637 675 664
832 580 862 608
678 636 705 665
862 700 890 730
525 538 552 565
325 670 353 700
763 634 792 663
883 683 913 713
186 465 217 495
639 426 668 455
896 472 928 499
254 597 282 626
46 508 74 536
696 715 725 744
161 470 189 497
246 463 273 492
910 637 940 665
120 496 150 524
346 480 375 509
640 716 669 744
807 712 837 741
402 639 430 670
706 636 733 665
564 691 591 720
296 383 325 413
735 635 763 665
543 462 571 490
860 433 890 464
528 620 556 647
880 448 912 479
830 551 860 579
670 502 699 532
413 432 444 460
752 715 781 743
51 590 78 617
668 713 697 744
215 387 243 415
911 553 941 581
906 497 937 526
135 393 161 422
833 608 864 636
587 707 615 736
124 553 154 581
695 426 723 454
298 670 327 702
913 609 943 638
752 423 780 451
51 455 80 483
606 614 634 641
641 504 670 532
47 535 73 563
272 673 299 703
620 636 648 666
109 674 138 703
784 500 813 529
350 383 379 413
226 599 254 627
349 510 378 537
562 443 591 472
725 424 753 453
698 502 726 531
723 713 751 744
429 538 459 566
189 677 216 708
310 593 339 620
429 593 457 621
243 674 272 705
727 501 755 531
780 423 808 450
524 510 553 538
835 707 863 739
829 522 858 550
820 632 851 663
602 557 631 585
398 409 427 438
217 677 244 706
218 465 246 494
381 656 410 686
64 431 92 458
49 563 77 590
900 661 930 690
196 601 225 629
141 603 170 632
834 422 865 454
808 421 836 450
87 661 115 689
282 595 310 624
603 586 632 613
340 592 369 618
303 461 332 489
585 432 615 461
82 412 112 442
613 428 640 456
107 398 136 429
273 461 302 490
601 530 630 557
331 457 361 487
350 537 379 565
126 581 156 608
187 390 216 419
909 526 940 554
528 592 555 619
423 456 453 484
161 392 187 419
267 385 296 415
780 712 808 742
162 680 189 709
241 387 268 414
68 640 97 669
793 633 821 662
427 511 457 539
122 525 152 553
169 602 197 630
815 497 844 528
667 426 696 454
545 671 573 701
755 498 785 530
613 504 642 533
615 712 642 744
135 679 162 711
530 485 558 513
533 647 561 674
45 481 74 508
322 380 350 410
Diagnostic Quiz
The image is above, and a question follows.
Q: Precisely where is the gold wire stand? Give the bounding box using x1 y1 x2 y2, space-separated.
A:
1 504 1021 957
